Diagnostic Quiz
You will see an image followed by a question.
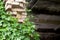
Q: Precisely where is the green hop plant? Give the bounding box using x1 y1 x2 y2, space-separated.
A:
0 0 40 40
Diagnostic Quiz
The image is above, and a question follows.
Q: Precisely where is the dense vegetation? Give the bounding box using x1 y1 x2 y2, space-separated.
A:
0 0 40 40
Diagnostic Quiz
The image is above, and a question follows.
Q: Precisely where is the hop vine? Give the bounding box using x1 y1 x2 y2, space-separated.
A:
0 0 40 40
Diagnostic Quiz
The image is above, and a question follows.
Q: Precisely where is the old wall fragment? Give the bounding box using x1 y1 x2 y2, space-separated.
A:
4 0 27 22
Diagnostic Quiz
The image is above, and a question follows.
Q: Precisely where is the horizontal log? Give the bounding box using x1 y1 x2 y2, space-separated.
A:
28 0 60 11
31 14 60 30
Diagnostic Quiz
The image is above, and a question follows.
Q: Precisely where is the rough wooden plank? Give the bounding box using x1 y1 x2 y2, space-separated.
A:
28 0 60 11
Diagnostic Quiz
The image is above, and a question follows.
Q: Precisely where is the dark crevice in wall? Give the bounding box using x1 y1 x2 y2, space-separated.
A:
32 8 60 16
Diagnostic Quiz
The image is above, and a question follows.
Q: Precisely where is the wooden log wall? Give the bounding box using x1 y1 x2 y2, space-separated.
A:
28 0 60 40
31 10 60 40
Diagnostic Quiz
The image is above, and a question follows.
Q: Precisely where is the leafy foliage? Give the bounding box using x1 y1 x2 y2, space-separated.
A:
0 0 40 40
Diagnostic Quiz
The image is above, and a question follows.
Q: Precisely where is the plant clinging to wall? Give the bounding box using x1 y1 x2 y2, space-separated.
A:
0 0 40 40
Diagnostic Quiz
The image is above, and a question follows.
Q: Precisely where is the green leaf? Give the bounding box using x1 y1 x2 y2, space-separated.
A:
1 15 6 19
0 28 7 31
24 37 30 40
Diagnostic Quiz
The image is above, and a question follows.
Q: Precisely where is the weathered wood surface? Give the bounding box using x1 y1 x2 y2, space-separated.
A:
28 0 60 40
39 32 60 40
31 14 60 30
28 0 60 12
